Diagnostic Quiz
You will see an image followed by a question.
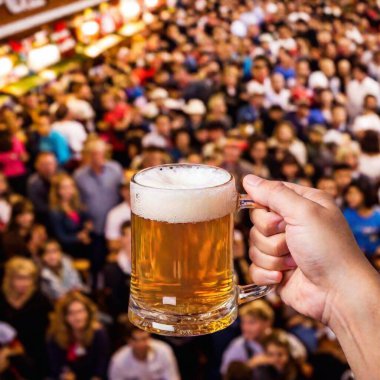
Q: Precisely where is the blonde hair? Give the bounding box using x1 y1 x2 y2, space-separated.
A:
49 173 81 211
2 257 38 300
239 300 274 324
48 291 99 349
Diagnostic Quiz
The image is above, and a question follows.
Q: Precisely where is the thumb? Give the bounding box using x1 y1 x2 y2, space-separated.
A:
243 175 312 221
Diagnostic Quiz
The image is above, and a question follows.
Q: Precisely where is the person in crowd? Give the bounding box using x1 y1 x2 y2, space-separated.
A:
39 239 86 302
220 300 274 375
29 111 72 166
51 104 88 161
74 139 123 285
49 173 93 258
0 322 32 380
343 181 380 257
247 330 307 380
0 257 52 379
1 200 35 259
105 179 131 253
351 94 380 136
0 122 28 195
26 152 58 224
247 136 271 179
346 63 380 119
358 130 380 181
104 221 131 319
47 291 110 380
108 320 180 380
268 122 307 167
0 173 12 231
26 223 48 260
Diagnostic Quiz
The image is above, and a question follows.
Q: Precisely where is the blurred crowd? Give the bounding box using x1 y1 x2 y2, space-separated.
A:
0 0 379 379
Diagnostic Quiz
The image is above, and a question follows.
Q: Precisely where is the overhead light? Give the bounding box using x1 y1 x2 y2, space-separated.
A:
0 57 13 77
81 20 100 37
145 0 159 9
27 44 61 72
120 0 141 19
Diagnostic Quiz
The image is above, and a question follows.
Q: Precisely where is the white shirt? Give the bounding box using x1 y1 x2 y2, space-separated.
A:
67 97 95 120
351 113 380 134
359 154 380 180
346 77 380 118
51 120 87 157
108 339 180 380
105 202 131 240
265 88 291 110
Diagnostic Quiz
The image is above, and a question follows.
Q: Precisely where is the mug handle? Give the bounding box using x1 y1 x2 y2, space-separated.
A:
236 194 274 304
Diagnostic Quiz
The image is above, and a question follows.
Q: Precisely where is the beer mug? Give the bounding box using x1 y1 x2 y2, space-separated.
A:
129 164 272 336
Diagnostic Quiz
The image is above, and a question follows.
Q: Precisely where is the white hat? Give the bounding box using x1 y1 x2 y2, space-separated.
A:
182 99 207 115
309 71 329 89
150 88 169 101
141 102 159 119
231 20 247 38
164 98 185 110
259 33 274 43
247 81 265 95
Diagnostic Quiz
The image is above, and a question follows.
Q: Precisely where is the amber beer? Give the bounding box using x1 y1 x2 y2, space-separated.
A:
128 164 272 336
131 213 234 315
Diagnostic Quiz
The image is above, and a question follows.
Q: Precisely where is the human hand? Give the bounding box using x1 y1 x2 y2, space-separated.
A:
247 353 275 369
243 175 369 325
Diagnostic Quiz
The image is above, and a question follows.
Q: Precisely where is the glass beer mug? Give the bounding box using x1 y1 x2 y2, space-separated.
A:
128 164 272 336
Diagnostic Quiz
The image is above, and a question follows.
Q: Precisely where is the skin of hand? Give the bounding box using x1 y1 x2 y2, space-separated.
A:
243 175 380 380
247 353 275 369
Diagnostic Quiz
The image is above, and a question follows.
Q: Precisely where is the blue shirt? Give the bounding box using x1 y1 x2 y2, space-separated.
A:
74 161 123 234
39 130 71 165
343 208 380 256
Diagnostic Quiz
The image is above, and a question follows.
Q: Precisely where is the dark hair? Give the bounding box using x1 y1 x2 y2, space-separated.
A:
7 200 34 232
55 105 69 121
0 129 12 152
123 319 148 340
360 130 380 154
343 180 378 208
120 221 131 234
38 110 51 118
40 239 62 257
353 63 368 75
333 163 352 172
225 361 253 380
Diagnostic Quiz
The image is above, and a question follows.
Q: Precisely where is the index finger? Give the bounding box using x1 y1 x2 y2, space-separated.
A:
251 208 285 237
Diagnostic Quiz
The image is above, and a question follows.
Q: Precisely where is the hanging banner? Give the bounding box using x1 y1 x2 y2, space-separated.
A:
0 0 108 39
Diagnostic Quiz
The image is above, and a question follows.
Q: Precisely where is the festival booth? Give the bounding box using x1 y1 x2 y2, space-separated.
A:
0 0 166 98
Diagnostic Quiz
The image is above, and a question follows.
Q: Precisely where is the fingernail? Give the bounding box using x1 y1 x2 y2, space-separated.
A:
244 175 262 186
276 220 286 233
285 255 297 268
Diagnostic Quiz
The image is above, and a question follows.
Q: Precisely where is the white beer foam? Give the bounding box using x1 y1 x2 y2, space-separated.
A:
131 165 237 223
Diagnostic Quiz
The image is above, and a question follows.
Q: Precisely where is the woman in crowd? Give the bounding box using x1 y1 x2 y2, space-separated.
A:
248 330 307 380
47 291 110 380
40 239 86 302
0 122 28 195
247 136 271 179
343 181 380 257
1 200 35 259
0 257 52 379
268 122 308 167
49 173 93 257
